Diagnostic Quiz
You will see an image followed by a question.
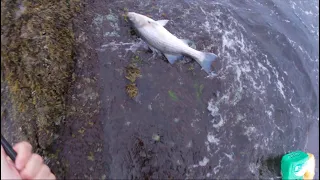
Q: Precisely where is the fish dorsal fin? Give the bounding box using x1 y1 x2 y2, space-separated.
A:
156 20 169 26
164 53 183 64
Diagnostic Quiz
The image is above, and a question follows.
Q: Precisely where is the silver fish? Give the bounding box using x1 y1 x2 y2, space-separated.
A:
127 12 217 74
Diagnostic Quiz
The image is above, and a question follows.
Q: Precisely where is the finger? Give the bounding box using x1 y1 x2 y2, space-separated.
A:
13 141 32 170
1 146 21 179
34 165 55 180
20 154 43 179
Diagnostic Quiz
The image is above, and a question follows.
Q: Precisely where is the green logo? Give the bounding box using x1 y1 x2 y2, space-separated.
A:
294 163 306 176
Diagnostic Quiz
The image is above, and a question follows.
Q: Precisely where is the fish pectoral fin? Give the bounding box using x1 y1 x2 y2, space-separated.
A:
148 45 159 53
180 39 196 49
156 20 169 26
164 53 183 64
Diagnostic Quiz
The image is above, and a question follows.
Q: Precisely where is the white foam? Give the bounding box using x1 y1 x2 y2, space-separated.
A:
276 80 286 99
224 153 234 161
205 141 211 152
236 114 246 123
222 30 237 53
274 124 285 133
186 141 193 148
249 163 259 174
244 126 257 141
241 61 252 73
257 62 268 72
213 158 223 174
207 100 218 112
304 11 313 15
257 62 271 83
291 103 302 114
207 133 220 145
290 1 296 9
125 121 131 126
206 72 219 79
199 157 210 166
191 118 201 129
193 5 302 176
254 144 260 149
203 21 211 34
206 173 212 178
266 110 273 118
212 117 224 129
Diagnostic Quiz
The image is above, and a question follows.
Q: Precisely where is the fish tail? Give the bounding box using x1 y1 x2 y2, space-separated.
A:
198 52 217 74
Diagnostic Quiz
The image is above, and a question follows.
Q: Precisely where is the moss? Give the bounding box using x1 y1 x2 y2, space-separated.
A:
122 14 128 22
168 90 178 101
122 7 128 12
78 127 86 134
1 0 82 149
124 62 141 99
125 64 141 82
194 83 204 100
121 7 129 22
188 65 194 71
47 149 60 160
87 152 95 161
88 121 94 126
132 54 144 64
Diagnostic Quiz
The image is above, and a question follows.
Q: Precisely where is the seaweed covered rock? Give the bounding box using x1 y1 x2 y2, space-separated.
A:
125 64 141 98
1 0 81 149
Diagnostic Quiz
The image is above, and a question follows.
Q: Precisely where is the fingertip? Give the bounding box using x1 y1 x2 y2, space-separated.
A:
32 154 44 165
13 141 32 152
34 165 55 180
20 154 44 179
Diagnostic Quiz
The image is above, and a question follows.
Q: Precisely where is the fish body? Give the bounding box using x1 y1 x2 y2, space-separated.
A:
127 12 217 74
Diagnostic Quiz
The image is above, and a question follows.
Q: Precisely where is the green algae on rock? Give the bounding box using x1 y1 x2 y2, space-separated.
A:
1 0 81 149
125 83 138 98
125 63 141 98
125 64 141 83
168 90 179 101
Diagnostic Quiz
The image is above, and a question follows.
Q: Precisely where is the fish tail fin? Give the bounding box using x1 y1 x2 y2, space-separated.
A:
198 52 217 74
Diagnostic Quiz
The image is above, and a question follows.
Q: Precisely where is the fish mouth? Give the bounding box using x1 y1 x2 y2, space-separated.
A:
127 12 136 22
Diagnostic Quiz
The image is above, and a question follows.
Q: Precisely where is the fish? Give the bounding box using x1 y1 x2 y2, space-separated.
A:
127 12 218 74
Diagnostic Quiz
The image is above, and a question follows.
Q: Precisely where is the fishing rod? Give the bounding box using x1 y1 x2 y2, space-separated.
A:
1 134 17 162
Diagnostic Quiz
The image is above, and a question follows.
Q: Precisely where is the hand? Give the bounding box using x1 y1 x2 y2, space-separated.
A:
1 141 56 180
